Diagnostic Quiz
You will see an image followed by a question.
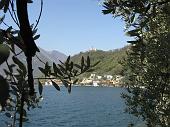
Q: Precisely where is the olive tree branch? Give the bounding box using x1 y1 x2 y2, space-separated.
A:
35 54 46 65
33 0 43 31
8 5 19 27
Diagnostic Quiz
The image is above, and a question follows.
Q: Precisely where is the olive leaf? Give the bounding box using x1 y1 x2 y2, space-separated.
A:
51 80 60 91
0 75 9 107
38 80 43 95
0 44 10 65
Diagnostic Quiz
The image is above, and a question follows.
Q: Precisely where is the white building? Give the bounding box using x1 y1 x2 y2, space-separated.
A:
104 75 113 80
97 76 102 80
90 73 96 79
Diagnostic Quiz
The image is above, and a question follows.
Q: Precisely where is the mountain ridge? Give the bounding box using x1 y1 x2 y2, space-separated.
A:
0 46 67 77
0 46 129 78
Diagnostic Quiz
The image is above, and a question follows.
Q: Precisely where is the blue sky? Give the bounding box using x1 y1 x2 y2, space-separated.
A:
5 0 130 56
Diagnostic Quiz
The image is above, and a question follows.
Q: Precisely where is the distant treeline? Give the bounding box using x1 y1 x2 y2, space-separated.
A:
71 46 129 78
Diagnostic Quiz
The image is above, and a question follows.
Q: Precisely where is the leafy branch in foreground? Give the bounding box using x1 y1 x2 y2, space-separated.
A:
0 0 98 127
0 0 42 126
38 56 98 93
102 0 170 126
1 49 95 127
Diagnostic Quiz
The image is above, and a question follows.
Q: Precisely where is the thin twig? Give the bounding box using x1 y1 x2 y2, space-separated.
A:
35 54 46 64
10 0 19 27
2 21 10 28
8 7 20 27
15 50 23 56
33 0 43 30
34 77 58 80
2 21 18 31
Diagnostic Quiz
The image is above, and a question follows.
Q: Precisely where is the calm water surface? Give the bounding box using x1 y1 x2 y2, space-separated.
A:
1 86 142 127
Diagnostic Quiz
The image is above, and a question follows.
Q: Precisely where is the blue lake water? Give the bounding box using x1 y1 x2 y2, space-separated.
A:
1 86 143 127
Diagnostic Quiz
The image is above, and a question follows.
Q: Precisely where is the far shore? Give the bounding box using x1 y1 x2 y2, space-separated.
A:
41 83 124 88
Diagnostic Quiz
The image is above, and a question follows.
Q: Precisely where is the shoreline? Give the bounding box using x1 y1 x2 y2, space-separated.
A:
42 84 124 88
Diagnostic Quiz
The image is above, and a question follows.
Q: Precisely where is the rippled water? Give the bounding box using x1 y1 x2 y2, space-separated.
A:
1 86 142 127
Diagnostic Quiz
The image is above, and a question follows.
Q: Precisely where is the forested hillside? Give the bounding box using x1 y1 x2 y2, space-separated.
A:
71 46 129 78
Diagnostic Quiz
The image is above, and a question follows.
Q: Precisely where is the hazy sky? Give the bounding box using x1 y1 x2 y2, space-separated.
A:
5 0 130 55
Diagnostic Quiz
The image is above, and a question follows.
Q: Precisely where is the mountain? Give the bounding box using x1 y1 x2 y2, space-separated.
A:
0 45 129 78
32 47 67 76
0 46 67 77
36 47 67 65
47 50 67 62
71 46 129 78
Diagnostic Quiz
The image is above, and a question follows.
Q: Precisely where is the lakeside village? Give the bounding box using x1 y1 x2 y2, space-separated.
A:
43 73 124 87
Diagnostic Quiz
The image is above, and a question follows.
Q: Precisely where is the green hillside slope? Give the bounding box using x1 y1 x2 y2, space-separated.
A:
71 46 129 78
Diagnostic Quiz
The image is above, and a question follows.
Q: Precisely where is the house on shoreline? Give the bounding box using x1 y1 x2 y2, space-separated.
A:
39 73 124 87
79 73 124 87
